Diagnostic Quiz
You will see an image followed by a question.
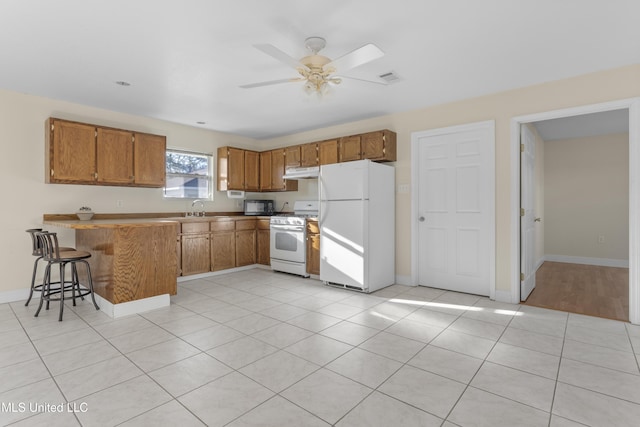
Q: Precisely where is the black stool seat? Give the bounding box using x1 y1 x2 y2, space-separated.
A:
34 231 99 321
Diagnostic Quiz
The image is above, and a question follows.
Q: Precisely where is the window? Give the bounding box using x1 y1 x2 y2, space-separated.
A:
164 149 214 199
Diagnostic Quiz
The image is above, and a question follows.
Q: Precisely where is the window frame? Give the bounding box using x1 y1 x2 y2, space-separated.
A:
163 149 214 200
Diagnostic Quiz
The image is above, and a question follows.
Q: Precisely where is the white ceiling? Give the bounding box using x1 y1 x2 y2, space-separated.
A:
1 0 639 140
533 110 630 141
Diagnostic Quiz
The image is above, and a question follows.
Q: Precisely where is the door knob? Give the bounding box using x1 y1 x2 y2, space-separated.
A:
419 216 425 222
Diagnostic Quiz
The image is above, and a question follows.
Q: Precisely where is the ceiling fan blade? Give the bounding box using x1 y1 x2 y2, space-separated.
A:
254 44 309 71
239 77 304 89
338 75 389 86
326 43 384 73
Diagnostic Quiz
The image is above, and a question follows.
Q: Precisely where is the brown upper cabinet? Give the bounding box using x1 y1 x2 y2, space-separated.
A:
46 118 166 187
339 135 362 162
285 145 301 168
259 151 272 191
217 146 245 191
300 142 319 167
244 150 260 191
215 129 395 192
319 139 339 165
134 132 167 187
271 149 298 192
361 129 397 162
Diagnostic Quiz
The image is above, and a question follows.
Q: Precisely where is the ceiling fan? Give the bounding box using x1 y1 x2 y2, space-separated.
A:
240 37 386 94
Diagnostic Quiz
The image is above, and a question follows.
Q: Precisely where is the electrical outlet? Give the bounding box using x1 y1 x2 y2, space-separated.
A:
236 200 242 209
598 235 605 244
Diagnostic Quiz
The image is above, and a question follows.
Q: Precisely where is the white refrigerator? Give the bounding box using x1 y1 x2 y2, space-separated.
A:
319 159 395 293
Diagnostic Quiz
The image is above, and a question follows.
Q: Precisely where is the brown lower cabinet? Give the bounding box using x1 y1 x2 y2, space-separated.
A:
211 220 236 271
235 219 256 266
256 219 271 265
179 218 264 275
180 222 211 276
306 220 320 275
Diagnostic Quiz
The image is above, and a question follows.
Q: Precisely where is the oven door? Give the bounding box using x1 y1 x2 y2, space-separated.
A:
270 224 305 263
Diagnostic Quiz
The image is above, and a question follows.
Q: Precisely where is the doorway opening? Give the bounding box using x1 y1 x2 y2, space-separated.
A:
511 98 640 325
520 112 629 321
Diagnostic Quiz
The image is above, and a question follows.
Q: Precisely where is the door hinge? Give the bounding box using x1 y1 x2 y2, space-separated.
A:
50 169 54 177
94 172 98 179
95 130 98 137
50 123 54 131
520 208 525 217
520 143 524 153
132 135 135 142
520 273 524 281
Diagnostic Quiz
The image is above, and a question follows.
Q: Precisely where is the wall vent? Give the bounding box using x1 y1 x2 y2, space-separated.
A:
378 71 402 84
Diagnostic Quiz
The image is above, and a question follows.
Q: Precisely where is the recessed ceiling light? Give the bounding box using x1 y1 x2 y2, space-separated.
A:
115 81 131 86
196 121 206 125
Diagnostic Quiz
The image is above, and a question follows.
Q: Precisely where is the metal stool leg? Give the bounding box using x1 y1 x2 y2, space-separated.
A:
25 255 43 306
34 262 50 317
87 262 99 310
58 263 65 321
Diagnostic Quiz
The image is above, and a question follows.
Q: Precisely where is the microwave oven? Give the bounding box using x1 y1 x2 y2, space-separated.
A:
244 199 274 216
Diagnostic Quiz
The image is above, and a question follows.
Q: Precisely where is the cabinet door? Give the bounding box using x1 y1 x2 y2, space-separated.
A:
134 133 166 187
48 119 96 183
306 233 320 275
259 151 272 191
361 130 397 162
228 147 245 190
181 234 210 275
236 230 256 266
257 229 270 265
319 139 339 165
285 146 301 168
271 149 286 191
339 135 362 162
244 150 260 191
211 231 236 271
306 221 320 275
300 143 319 167
96 128 134 184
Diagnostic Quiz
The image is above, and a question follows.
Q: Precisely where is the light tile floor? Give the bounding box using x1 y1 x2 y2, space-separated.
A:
1 268 640 426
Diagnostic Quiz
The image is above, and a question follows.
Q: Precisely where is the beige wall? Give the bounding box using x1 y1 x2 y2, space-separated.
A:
262 64 640 290
0 90 316 296
2 64 640 298
544 133 629 261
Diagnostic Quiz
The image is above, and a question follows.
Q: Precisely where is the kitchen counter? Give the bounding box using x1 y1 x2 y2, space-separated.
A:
43 217 179 317
42 213 274 316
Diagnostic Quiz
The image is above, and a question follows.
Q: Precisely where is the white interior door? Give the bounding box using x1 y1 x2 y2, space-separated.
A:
417 123 494 296
520 124 536 300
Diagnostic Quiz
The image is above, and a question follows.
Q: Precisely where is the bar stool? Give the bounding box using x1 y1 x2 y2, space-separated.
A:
25 229 74 306
34 231 99 321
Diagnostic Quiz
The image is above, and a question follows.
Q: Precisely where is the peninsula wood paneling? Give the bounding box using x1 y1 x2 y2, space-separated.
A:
75 223 177 304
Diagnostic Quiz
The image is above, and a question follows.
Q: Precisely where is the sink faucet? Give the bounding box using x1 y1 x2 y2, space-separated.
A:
190 199 205 217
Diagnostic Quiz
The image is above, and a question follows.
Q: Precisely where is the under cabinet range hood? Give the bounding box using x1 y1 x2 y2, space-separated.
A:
282 166 320 179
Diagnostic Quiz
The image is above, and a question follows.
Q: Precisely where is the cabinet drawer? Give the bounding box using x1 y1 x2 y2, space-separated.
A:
236 219 257 230
211 221 235 232
257 219 271 230
182 222 210 234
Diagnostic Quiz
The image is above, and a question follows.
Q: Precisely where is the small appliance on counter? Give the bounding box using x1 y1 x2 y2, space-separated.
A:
244 199 274 216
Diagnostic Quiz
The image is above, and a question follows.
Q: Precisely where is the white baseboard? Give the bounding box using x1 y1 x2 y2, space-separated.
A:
0 288 30 305
96 293 170 318
493 290 515 304
544 255 629 268
395 275 412 286
177 264 259 282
